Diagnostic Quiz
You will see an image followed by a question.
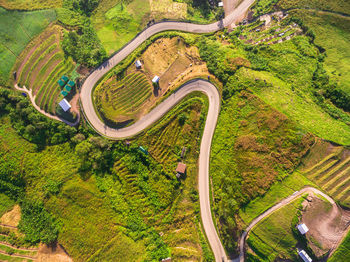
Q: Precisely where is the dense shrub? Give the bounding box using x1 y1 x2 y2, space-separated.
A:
18 200 60 244
0 88 77 146
61 23 107 67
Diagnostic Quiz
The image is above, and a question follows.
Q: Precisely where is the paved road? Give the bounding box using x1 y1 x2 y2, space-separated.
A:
79 1 254 261
237 187 335 262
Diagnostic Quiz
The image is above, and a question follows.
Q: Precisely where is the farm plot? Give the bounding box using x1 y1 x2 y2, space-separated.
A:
0 0 62 10
15 25 76 114
0 7 56 83
94 72 152 124
300 139 350 208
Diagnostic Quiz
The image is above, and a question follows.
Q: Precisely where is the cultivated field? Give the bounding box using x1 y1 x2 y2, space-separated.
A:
0 0 62 10
95 72 152 124
300 139 350 208
94 36 214 126
15 25 76 115
0 7 56 83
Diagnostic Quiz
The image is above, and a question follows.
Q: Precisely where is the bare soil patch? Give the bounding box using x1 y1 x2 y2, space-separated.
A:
0 205 21 227
37 243 72 262
302 196 350 258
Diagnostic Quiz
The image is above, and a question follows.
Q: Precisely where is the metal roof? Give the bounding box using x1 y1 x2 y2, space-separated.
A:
298 250 312 262
297 224 309 235
59 98 71 112
152 75 160 83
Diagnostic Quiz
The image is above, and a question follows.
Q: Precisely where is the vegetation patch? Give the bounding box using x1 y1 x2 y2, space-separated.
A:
278 0 350 15
0 7 56 84
210 90 314 253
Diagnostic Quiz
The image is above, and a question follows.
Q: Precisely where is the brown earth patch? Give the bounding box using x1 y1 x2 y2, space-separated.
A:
0 205 21 227
37 243 72 262
302 196 350 258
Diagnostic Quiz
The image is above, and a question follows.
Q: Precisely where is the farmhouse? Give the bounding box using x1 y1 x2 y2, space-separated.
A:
298 250 312 262
176 162 187 178
135 60 142 69
59 98 71 112
297 223 309 235
152 75 160 84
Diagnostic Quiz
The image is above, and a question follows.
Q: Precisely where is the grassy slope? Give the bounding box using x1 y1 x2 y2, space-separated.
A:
289 10 350 95
0 92 212 261
210 90 313 253
0 194 15 217
278 0 350 15
0 7 56 82
246 197 304 261
329 231 350 262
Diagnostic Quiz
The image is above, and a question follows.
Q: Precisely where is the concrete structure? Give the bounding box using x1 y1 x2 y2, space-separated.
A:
298 250 312 262
176 162 187 178
135 60 142 69
59 98 71 112
152 75 160 83
297 223 309 235
218 2 223 7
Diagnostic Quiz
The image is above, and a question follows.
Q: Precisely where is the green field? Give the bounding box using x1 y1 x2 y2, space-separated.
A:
329 231 350 262
15 25 75 114
0 0 62 10
94 72 152 124
0 7 56 83
278 0 350 15
246 197 304 261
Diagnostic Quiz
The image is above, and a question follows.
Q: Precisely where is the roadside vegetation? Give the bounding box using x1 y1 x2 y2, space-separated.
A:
0 7 56 84
0 0 62 10
0 86 213 261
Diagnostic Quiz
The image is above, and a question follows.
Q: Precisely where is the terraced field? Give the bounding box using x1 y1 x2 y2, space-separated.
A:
16 25 75 114
95 72 152 124
301 140 350 208
0 225 38 261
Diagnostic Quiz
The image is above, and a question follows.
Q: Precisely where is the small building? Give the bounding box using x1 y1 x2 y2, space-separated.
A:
298 250 312 262
218 2 223 7
152 75 160 84
161 258 171 262
135 60 142 69
61 75 69 83
297 224 309 235
61 90 68 97
176 162 187 178
59 98 71 112
58 79 65 88
67 80 75 87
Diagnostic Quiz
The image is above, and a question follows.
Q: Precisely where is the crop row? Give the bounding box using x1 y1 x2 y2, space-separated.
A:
17 34 56 84
111 78 150 106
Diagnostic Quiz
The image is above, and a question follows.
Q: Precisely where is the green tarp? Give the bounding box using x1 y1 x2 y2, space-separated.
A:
64 85 72 92
61 90 68 96
61 75 69 83
67 80 75 87
58 79 65 87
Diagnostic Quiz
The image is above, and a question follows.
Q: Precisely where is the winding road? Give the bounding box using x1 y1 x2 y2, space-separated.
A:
79 1 254 261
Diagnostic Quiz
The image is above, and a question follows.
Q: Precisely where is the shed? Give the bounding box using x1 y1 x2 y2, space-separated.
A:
161 258 171 262
297 224 309 235
152 75 160 83
298 250 312 262
218 2 223 7
61 75 69 83
67 80 75 87
58 79 65 87
59 98 71 112
176 162 187 178
64 85 72 92
135 60 142 69
139 146 148 155
61 90 68 97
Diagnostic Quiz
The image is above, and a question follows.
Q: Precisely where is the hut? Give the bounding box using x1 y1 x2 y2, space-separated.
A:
135 60 142 69
61 75 69 83
298 250 312 262
59 98 71 112
61 90 68 97
152 76 160 84
67 80 75 87
58 79 65 88
297 224 309 235
176 162 187 178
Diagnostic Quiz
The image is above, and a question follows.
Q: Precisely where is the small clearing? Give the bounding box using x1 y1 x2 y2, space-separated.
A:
37 243 72 262
0 205 21 227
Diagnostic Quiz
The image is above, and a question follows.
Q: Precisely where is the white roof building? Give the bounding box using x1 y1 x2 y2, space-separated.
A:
152 75 160 83
298 250 312 262
59 98 71 112
218 2 223 7
297 224 309 235
135 60 142 68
